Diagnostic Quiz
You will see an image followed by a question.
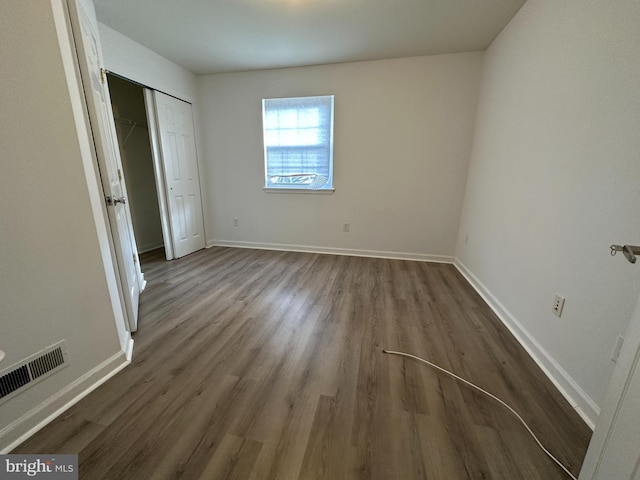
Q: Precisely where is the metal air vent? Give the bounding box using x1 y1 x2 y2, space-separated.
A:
0 341 68 404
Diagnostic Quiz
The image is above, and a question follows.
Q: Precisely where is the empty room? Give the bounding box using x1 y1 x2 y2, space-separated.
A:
1 0 639 479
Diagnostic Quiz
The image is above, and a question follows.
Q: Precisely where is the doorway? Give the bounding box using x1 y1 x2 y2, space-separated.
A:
108 74 164 256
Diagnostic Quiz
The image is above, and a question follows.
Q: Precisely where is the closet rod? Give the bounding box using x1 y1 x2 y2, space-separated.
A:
115 116 147 128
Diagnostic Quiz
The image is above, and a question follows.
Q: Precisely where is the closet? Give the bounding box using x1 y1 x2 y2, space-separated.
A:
108 74 164 254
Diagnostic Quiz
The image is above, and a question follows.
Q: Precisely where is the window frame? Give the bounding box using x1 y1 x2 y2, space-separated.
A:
261 95 335 194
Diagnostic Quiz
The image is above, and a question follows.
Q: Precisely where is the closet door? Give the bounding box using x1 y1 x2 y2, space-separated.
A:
151 91 206 259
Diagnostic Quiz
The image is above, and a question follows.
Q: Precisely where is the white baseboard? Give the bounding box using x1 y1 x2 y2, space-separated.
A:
207 239 454 264
0 350 130 453
454 259 599 429
138 241 164 254
124 337 134 362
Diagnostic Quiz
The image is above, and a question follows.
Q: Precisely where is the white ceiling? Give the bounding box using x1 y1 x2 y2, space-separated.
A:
93 0 526 75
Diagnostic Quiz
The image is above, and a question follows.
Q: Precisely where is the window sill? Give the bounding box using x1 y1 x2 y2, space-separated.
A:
263 187 335 195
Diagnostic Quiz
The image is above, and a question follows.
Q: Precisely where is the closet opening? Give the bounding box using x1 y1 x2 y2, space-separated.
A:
108 74 165 259
107 73 206 263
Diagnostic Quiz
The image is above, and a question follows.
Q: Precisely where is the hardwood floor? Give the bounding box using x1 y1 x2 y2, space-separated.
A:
15 247 591 479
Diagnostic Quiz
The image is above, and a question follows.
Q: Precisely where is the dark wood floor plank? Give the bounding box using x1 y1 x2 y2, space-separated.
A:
15 417 105 455
14 247 591 479
199 434 263 480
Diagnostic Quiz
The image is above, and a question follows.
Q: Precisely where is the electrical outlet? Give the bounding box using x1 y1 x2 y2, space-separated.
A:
611 335 625 363
233 218 239 227
552 294 565 317
343 223 350 232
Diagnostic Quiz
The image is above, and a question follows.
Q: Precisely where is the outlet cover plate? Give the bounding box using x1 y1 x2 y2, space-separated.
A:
552 294 565 317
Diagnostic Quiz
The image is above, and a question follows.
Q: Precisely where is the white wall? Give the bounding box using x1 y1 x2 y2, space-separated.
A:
98 22 198 104
0 0 127 450
456 0 640 426
198 53 483 259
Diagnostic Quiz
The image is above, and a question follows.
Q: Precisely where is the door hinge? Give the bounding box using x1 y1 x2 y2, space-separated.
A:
118 169 122 181
133 254 137 265
100 68 108 84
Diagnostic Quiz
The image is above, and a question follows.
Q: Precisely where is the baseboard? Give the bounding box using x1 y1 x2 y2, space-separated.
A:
207 239 454 264
124 337 134 362
454 259 599 429
138 241 164 254
0 350 130 453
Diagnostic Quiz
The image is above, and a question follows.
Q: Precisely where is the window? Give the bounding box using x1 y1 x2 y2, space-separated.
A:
262 95 334 192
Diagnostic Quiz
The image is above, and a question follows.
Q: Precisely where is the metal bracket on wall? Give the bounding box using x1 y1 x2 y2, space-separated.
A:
610 244 640 264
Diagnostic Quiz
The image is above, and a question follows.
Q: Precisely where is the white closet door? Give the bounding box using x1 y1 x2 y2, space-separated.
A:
152 91 206 258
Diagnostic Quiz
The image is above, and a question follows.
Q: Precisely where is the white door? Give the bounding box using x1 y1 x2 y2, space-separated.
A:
580 268 640 479
67 0 141 331
151 91 206 258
